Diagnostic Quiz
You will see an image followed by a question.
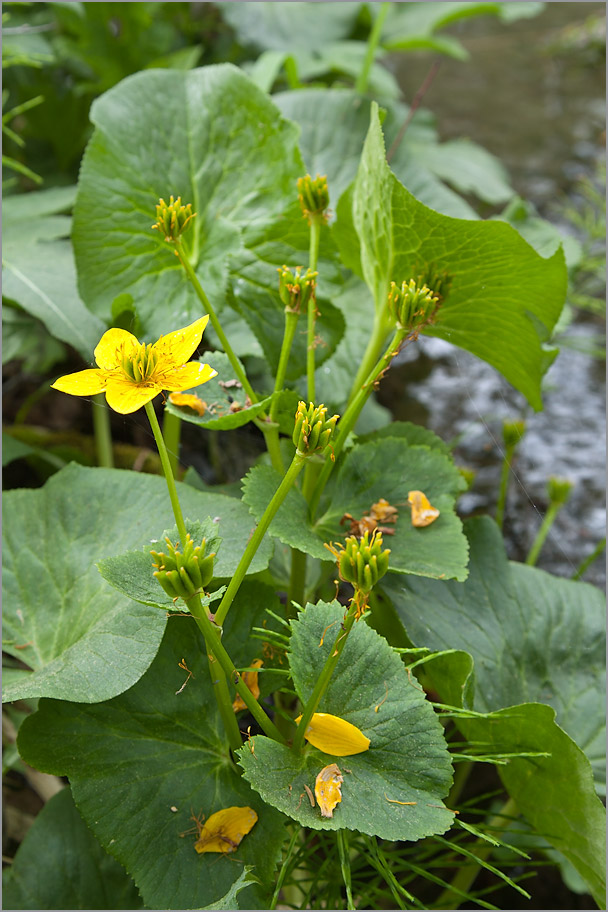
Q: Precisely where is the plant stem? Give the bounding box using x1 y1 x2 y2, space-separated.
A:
270 311 299 426
162 409 181 478
270 825 302 910
495 442 516 531
144 401 188 546
435 796 518 909
215 452 306 627
336 829 355 910
525 503 561 566
286 459 319 614
355 1 390 94
206 650 243 754
309 326 407 519
307 217 321 403
292 600 358 753
173 238 258 405
346 305 393 406
187 592 286 745
92 394 113 468
572 536 606 580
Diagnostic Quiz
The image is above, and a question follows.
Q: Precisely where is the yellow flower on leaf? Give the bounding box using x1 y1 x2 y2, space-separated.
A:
51 316 217 415
295 712 370 756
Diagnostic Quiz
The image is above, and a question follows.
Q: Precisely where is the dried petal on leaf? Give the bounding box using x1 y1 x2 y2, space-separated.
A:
168 392 208 416
295 712 370 756
315 763 344 818
408 490 440 528
194 806 258 855
232 659 263 712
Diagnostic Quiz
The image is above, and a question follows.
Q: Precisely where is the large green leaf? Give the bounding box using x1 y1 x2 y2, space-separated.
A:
239 601 454 840
2 187 105 359
383 516 606 791
219 2 361 52
2 788 144 911
73 65 342 376
2 463 272 704
17 614 286 911
243 437 468 580
342 103 567 410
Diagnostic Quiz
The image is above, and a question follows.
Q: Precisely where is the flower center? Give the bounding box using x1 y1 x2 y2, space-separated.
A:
120 342 159 383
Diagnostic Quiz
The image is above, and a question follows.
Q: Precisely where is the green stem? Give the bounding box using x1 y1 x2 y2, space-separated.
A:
355 1 390 94
307 217 321 404
206 650 242 754
92 394 114 468
270 825 302 910
525 503 561 566
215 453 306 627
435 797 518 909
292 599 358 753
309 327 407 519
495 443 516 531
173 239 258 405
572 536 606 580
336 830 355 911
269 311 299 426
188 592 286 744
162 409 181 478
286 460 319 613
346 305 392 406
144 401 188 546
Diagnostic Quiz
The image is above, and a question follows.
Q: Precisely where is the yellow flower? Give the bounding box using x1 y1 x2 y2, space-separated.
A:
51 317 216 415
315 763 344 818
295 712 370 756
194 806 258 855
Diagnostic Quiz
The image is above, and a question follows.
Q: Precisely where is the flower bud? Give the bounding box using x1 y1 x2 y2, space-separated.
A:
152 195 196 241
327 530 391 595
277 265 318 314
502 419 526 450
387 279 440 332
150 533 215 601
293 401 339 457
297 173 330 223
547 476 574 506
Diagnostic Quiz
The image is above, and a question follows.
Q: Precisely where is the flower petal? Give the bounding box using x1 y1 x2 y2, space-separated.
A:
152 316 210 369
194 806 258 855
51 369 108 397
94 328 140 370
407 490 440 527
315 763 344 818
295 712 371 756
161 361 217 392
104 377 160 414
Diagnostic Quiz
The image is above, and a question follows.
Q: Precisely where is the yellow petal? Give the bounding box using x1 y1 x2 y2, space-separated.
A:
232 659 263 713
51 369 107 397
104 377 160 414
152 316 210 369
94 328 139 370
161 361 217 392
295 712 370 756
194 806 258 855
168 392 207 417
315 763 344 818
407 490 440 528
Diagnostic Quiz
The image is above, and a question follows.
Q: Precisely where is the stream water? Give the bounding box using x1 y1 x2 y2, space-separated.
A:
388 2 606 588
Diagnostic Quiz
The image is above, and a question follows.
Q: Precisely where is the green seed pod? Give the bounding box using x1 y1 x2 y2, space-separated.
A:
152 195 196 242
329 531 391 596
547 476 574 506
150 532 216 602
297 174 330 223
502 419 526 450
292 401 339 456
387 279 440 332
278 265 318 314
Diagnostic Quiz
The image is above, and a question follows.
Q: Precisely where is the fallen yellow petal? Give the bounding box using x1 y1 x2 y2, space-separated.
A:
295 712 370 756
194 806 258 854
168 392 208 417
232 658 263 712
408 490 440 527
315 763 344 818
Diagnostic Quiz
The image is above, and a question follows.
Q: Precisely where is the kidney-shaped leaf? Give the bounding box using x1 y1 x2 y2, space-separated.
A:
16 613 286 911
2 463 272 704
239 600 454 841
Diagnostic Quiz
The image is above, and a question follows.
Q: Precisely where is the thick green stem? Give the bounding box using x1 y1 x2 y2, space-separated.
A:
495 443 516 531
286 460 319 613
270 311 299 426
346 305 393 407
188 592 286 744
144 401 188 546
435 797 518 909
174 239 258 405
162 409 181 478
205 650 243 754
355 1 390 94
292 600 358 753
92 394 114 468
525 503 561 566
215 453 306 627
309 327 407 519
